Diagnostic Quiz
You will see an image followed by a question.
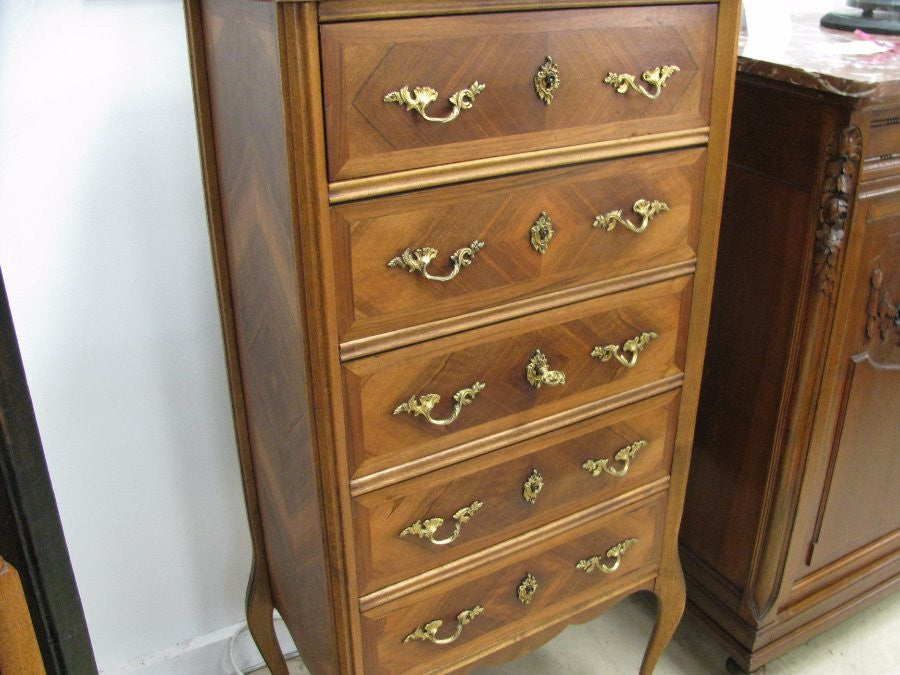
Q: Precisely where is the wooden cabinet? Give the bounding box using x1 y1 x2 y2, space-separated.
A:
184 1 740 672
680 24 900 674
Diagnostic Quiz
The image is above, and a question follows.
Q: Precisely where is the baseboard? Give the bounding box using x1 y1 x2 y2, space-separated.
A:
106 616 300 674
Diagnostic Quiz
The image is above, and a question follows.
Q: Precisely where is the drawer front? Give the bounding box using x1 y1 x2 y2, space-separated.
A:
360 493 666 675
868 115 900 161
321 5 716 181
343 276 690 482
354 391 679 596
334 149 706 351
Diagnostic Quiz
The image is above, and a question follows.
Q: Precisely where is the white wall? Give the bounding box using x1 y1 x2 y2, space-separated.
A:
0 0 275 671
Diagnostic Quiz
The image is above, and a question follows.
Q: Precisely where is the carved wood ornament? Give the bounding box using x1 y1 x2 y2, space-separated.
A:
866 268 899 345
814 126 862 297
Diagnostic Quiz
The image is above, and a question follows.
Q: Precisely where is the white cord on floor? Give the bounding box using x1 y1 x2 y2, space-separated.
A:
228 617 300 674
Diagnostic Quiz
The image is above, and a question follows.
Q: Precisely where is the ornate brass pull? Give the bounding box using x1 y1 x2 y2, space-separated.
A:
404 605 484 645
583 440 648 478
526 350 566 388
388 240 485 282
591 332 658 369
517 573 538 604
522 469 544 504
593 199 669 234
384 82 486 124
576 538 638 574
603 65 680 100
400 500 483 546
393 381 486 426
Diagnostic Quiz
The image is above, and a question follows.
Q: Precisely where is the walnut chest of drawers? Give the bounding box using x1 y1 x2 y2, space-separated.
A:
184 1 740 672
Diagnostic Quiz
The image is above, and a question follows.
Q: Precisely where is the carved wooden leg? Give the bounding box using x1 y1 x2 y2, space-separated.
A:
639 569 686 674
246 559 289 675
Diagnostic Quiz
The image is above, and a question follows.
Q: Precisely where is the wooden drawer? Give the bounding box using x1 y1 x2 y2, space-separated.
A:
321 5 716 181
343 276 690 485
354 391 678 596
360 493 666 675
868 115 900 161
334 148 706 356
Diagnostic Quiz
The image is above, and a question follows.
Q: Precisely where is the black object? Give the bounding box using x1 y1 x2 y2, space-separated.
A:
821 0 900 36
0 268 97 674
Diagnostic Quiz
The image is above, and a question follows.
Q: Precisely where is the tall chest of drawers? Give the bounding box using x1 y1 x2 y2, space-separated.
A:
184 1 740 672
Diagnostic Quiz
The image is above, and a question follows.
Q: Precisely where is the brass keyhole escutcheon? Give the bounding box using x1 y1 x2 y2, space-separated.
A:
517 573 538 604
534 56 560 105
522 469 544 504
530 212 555 254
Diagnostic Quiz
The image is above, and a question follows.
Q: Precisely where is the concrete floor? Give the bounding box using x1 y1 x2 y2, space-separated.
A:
261 589 900 674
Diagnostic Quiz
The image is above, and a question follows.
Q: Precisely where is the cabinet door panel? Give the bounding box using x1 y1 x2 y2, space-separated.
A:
806 193 900 574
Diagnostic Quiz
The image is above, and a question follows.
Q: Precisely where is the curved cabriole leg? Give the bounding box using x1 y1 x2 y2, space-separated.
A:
246 559 289 675
639 568 686 674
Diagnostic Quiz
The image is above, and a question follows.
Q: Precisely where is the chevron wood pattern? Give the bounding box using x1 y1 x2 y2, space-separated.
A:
344 276 690 481
333 147 705 352
360 494 666 674
191 1 341 672
354 390 679 596
321 5 716 180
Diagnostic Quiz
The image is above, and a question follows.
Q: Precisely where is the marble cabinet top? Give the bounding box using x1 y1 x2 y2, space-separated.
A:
738 13 900 102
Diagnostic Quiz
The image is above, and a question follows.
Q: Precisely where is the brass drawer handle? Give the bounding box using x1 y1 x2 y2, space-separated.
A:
384 81 486 124
526 350 566 388
603 65 680 100
593 199 669 235
583 440 648 478
576 538 638 574
404 605 484 645
400 500 484 546
517 573 538 604
522 469 544 504
591 332 658 369
393 381 486 426
388 240 485 282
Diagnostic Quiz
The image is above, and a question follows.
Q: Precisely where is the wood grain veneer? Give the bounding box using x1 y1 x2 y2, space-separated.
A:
355 391 679 595
333 148 705 351
681 64 900 673
317 0 719 23
321 5 715 180
185 0 741 672
328 127 710 204
344 277 691 481
867 116 900 161
361 494 667 675
187 1 355 671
